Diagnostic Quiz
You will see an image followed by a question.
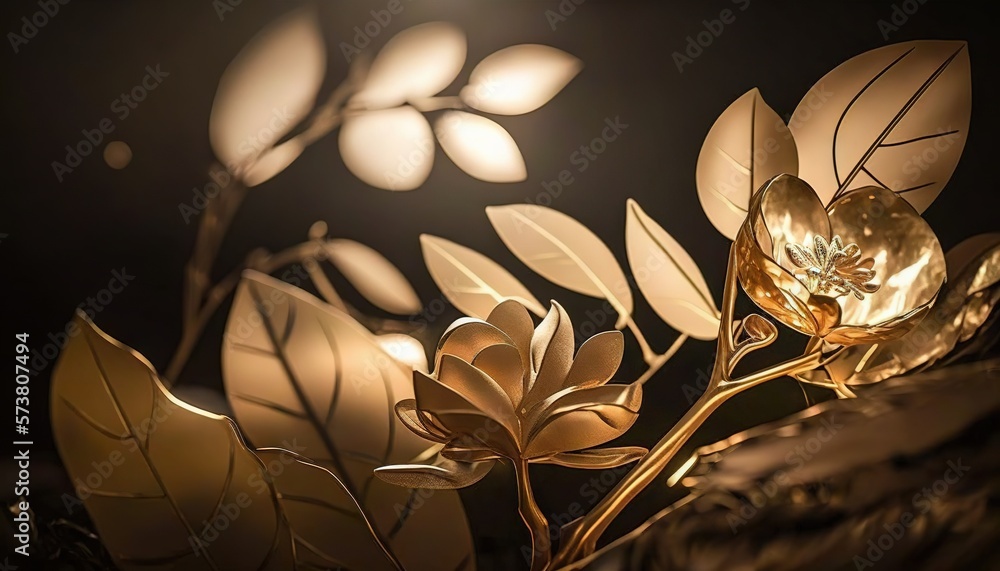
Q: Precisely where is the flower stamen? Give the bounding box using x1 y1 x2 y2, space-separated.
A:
785 235 880 300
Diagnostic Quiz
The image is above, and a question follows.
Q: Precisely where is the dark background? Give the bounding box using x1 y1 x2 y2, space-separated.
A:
2 1 998 568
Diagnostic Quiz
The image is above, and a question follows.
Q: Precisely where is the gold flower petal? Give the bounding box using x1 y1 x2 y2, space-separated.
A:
395 399 449 443
563 331 625 390
756 174 832 272
471 343 525 409
826 187 946 341
436 355 519 434
486 300 534 391
535 446 647 469
436 318 512 366
523 383 642 459
523 302 574 411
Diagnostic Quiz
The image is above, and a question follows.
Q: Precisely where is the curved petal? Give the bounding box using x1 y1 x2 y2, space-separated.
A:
736 220 840 337
563 331 624 390
534 446 647 469
395 399 449 443
472 343 525 410
828 187 946 330
486 300 534 388
413 372 520 457
374 458 494 490
523 302 574 412
756 174 831 271
523 383 642 459
436 318 512 366
436 355 518 434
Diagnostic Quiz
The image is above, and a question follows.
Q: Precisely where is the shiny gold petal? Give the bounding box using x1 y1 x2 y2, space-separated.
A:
436 355 518 432
828 187 946 330
563 331 624 390
395 399 449 443
523 383 642 458
374 458 495 490
52 314 295 570
756 174 832 270
436 317 512 366
441 445 505 463
472 343 525 409
523 302 574 411
535 446 647 469
487 299 535 386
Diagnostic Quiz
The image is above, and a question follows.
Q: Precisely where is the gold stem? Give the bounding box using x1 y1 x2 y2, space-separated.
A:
548 244 822 567
636 334 688 385
623 314 657 364
515 459 552 571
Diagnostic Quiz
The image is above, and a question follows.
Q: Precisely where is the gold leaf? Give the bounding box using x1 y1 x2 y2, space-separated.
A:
461 44 582 115
339 106 434 191
790 40 971 211
323 239 422 315
222 271 475 571
486 204 634 327
374 457 495 490
352 22 466 110
435 111 527 182
209 8 324 177
696 88 798 240
257 449 403 570
625 199 720 340
420 234 546 319
51 313 294 570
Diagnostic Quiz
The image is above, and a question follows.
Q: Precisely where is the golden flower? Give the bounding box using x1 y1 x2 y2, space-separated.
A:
377 300 645 488
735 174 946 345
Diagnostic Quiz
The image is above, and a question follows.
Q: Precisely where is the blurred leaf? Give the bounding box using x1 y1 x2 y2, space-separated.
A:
376 333 429 373
51 313 293 570
486 204 634 327
210 8 324 178
352 22 466 110
435 111 526 182
323 239 422 314
339 106 434 190
420 234 546 319
696 88 797 240
790 40 971 211
222 271 475 571
625 199 720 340
462 44 582 115
242 140 305 187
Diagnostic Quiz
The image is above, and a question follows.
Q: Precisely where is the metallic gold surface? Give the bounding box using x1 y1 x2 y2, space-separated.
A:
737 174 946 345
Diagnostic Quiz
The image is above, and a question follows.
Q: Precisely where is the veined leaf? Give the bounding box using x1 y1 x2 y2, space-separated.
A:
486 204 633 327
790 40 971 211
420 234 546 319
696 88 798 240
625 200 720 340
222 271 475 571
210 8 324 180
50 313 293 570
323 239 422 315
